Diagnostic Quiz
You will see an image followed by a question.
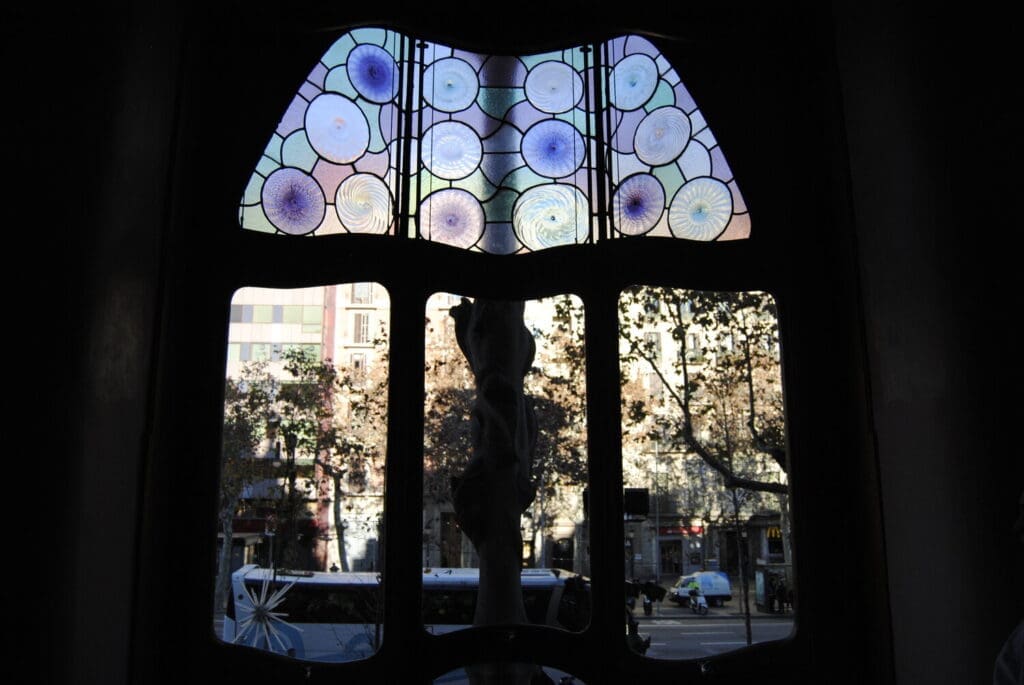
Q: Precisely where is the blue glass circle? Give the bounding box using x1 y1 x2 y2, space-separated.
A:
521 119 585 178
347 44 399 104
612 173 665 235
261 167 326 235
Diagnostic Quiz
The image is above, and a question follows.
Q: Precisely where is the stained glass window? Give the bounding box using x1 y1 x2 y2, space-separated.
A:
239 27 750 251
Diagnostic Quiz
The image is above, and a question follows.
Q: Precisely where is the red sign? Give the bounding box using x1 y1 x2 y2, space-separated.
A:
658 525 703 535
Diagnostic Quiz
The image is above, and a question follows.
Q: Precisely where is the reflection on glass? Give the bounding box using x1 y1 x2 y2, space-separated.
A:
214 283 390 662
422 293 590 633
618 287 794 659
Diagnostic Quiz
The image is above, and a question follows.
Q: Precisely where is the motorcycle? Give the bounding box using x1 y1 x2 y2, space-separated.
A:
688 587 709 615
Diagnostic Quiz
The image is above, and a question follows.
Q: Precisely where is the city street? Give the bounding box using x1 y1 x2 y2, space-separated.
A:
636 612 794 660
629 583 795 661
216 604 795 663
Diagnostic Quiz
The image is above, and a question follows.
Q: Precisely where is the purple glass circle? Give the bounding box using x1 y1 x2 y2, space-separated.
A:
261 168 326 235
521 119 585 178
347 44 399 104
418 188 484 248
612 173 665 235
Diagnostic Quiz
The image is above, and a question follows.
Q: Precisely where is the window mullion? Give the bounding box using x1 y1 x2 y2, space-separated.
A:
583 290 626 657
379 285 426 668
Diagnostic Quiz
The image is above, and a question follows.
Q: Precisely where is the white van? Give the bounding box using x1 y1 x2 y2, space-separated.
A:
669 571 733 607
222 565 590 662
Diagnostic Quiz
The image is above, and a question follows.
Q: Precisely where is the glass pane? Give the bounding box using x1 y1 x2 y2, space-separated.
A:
214 283 390 663
239 28 750 246
619 286 794 660
422 293 590 634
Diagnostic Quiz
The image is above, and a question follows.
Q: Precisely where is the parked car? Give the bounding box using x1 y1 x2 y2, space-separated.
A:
669 571 732 607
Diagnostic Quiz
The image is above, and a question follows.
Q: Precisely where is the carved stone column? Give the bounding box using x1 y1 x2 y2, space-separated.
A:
449 298 541 683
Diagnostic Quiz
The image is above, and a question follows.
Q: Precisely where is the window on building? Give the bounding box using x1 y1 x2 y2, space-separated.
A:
253 305 274 324
283 305 303 324
353 313 370 344
352 282 372 304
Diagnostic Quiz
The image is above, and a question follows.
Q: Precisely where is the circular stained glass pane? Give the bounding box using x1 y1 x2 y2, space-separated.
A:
261 167 326 235
419 188 485 248
668 177 733 240
608 53 659 111
423 58 479 113
421 121 483 180
305 93 370 164
335 173 392 234
512 184 589 250
612 173 665 236
634 106 691 166
525 61 584 114
346 44 399 104
521 119 585 178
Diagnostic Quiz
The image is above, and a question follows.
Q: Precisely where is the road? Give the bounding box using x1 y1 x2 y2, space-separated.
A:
216 604 795 664
636 614 794 660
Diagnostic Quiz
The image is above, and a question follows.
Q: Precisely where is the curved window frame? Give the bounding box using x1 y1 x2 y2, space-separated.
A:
132 9 893 685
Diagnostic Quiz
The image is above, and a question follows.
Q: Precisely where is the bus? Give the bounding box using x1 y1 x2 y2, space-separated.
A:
222 565 591 662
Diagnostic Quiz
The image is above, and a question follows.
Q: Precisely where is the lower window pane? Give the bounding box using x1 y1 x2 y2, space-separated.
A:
214 284 389 662
619 286 795 659
422 293 590 633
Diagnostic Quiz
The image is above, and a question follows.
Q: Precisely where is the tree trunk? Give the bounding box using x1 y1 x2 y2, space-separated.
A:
214 503 237 613
333 473 349 571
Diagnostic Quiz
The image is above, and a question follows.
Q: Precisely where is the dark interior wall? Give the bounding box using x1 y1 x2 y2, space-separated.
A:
13 2 1019 683
9 5 181 684
831 2 1022 683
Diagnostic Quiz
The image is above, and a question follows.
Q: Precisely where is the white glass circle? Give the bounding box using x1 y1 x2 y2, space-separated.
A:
422 58 479 113
305 93 370 164
421 121 483 180
608 53 659 111
334 173 392 234
513 184 589 250
668 177 733 240
634 106 691 166
525 61 584 114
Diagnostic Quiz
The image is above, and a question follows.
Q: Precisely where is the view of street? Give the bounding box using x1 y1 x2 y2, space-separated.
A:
215 587 795 665
636 606 794 660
